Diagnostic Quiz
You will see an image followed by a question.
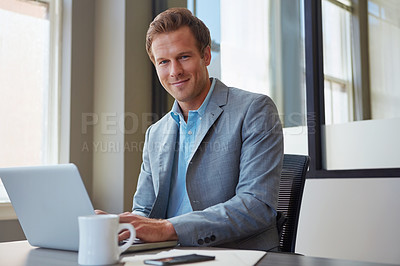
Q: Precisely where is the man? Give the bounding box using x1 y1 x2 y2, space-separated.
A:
98 7 283 251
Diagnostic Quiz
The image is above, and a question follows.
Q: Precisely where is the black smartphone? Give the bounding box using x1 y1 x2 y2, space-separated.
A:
143 254 215 265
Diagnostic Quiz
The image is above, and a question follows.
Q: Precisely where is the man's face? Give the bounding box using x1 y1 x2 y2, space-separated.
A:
151 26 211 110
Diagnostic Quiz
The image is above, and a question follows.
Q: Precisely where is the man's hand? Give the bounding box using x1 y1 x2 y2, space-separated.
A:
95 210 178 242
119 212 178 242
94 209 108 215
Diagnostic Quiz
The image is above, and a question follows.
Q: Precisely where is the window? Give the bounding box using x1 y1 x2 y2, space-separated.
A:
305 0 400 174
187 0 308 156
0 0 61 203
322 0 400 125
189 0 307 131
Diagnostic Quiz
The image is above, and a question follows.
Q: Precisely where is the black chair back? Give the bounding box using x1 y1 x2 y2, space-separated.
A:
277 154 310 252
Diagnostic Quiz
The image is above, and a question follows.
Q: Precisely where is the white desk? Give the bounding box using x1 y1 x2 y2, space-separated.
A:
0 240 394 266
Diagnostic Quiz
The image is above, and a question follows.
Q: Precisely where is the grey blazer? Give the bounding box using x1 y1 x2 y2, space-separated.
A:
132 79 283 251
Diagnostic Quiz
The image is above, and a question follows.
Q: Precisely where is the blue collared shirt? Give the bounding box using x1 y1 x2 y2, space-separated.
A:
167 78 216 218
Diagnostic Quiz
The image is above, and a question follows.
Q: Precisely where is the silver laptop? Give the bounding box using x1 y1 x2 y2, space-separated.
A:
0 164 177 252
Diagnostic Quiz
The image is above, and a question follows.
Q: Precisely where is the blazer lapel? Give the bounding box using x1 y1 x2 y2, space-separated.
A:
188 80 228 163
149 116 178 218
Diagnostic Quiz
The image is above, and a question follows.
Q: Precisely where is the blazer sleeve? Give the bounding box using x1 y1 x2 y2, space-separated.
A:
168 95 283 247
132 125 156 217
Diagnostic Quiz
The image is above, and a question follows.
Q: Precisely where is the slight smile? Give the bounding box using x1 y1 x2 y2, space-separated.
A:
170 79 190 86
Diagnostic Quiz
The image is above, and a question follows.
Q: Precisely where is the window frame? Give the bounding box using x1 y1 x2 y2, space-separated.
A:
150 0 171 120
45 0 62 165
304 0 400 178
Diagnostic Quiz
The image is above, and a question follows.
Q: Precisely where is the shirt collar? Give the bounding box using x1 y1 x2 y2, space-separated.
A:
196 77 216 116
170 78 216 123
170 101 182 124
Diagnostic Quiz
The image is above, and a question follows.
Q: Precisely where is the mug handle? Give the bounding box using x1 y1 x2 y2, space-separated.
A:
117 223 136 254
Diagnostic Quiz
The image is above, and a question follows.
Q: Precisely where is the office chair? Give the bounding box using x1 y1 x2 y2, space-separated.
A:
276 154 310 253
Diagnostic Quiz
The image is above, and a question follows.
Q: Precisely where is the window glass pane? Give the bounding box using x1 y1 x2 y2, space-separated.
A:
0 0 57 203
322 0 353 125
219 0 271 96
192 0 221 79
368 0 400 119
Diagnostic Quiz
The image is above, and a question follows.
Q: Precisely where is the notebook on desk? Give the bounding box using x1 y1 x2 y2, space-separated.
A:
0 164 177 252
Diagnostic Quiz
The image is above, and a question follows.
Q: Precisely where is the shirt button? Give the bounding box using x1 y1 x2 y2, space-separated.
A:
188 130 193 135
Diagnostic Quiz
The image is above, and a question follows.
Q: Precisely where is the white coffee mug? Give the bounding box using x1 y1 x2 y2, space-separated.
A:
78 214 135 265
